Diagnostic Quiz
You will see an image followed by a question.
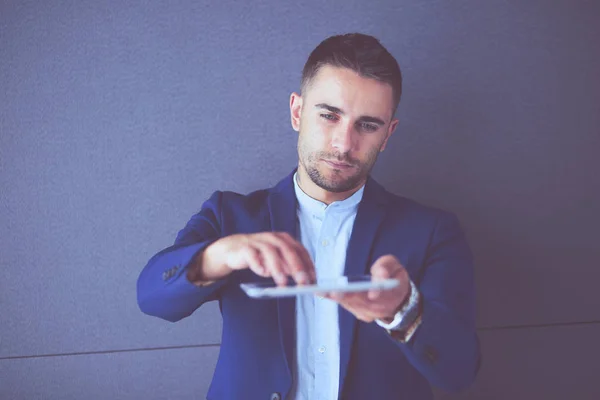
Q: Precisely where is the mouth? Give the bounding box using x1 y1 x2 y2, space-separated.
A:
322 159 355 170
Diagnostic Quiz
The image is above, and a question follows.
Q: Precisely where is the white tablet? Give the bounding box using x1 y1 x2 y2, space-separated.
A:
240 276 399 299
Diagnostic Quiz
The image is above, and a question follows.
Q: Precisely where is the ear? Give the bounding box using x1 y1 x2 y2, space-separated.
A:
380 118 399 152
290 92 303 132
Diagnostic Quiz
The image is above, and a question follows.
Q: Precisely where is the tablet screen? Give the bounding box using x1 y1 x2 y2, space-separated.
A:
240 275 398 298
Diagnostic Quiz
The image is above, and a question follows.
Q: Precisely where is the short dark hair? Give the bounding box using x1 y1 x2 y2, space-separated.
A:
301 33 403 113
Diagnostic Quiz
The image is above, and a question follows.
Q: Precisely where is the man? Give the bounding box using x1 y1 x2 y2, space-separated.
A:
137 33 480 400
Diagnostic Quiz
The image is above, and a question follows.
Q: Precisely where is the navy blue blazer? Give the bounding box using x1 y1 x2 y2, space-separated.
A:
137 170 480 400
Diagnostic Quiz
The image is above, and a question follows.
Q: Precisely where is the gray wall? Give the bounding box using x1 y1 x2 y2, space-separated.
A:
1 1 599 399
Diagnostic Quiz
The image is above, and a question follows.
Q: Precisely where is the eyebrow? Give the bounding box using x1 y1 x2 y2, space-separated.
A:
315 103 386 126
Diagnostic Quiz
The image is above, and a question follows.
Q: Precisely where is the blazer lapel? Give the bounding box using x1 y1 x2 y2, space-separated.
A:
266 171 390 394
267 171 298 382
338 176 389 395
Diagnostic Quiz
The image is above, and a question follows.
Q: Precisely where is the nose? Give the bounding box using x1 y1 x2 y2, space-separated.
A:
331 122 354 153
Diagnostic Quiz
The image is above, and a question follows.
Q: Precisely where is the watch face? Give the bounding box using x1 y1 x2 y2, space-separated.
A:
396 309 416 331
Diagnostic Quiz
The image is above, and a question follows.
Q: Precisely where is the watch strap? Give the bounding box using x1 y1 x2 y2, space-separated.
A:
376 279 420 330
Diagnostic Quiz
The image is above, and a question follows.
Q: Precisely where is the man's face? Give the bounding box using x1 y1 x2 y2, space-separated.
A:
290 65 398 194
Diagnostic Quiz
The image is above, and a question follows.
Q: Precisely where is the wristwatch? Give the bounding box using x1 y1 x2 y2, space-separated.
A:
376 280 422 342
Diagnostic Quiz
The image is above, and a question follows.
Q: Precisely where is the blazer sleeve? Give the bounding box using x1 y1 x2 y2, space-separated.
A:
136 191 228 322
396 211 481 392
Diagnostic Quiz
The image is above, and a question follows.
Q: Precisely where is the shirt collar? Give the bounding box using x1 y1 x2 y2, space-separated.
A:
293 172 364 214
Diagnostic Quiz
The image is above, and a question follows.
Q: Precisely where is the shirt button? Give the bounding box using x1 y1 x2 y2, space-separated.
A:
318 346 326 354
321 239 329 246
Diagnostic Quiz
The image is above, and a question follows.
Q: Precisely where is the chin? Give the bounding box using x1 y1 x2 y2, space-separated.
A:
316 169 362 193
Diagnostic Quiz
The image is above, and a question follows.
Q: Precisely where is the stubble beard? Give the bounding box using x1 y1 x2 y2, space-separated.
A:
298 140 380 194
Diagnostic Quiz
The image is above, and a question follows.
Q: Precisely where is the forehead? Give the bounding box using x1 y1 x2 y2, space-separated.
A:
304 65 394 120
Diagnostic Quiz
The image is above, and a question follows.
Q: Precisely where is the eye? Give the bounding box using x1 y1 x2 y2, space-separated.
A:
320 113 339 122
359 122 379 132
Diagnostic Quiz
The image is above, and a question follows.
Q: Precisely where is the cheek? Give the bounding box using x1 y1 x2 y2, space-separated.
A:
367 144 382 161
301 125 329 150
298 133 318 161
356 141 382 164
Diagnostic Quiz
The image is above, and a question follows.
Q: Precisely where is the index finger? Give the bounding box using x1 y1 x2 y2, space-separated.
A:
276 233 316 284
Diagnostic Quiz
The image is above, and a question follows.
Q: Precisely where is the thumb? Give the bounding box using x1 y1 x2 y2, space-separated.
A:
370 255 399 280
369 255 395 301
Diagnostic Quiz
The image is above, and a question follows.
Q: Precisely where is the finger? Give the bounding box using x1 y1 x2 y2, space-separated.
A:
331 292 344 301
330 291 364 305
272 233 312 284
368 287 382 301
257 233 299 279
254 241 287 286
370 260 394 280
242 246 268 277
372 254 405 276
276 233 316 283
367 276 387 300
336 290 399 321
345 299 389 322
365 294 403 320
325 291 345 302
370 255 403 299
340 292 378 312
369 285 403 305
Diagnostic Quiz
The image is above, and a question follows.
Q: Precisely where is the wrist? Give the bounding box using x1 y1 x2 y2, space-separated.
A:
376 280 421 333
187 242 231 284
382 281 412 322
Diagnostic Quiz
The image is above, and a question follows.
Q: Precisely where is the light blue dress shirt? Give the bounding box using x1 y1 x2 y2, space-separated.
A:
290 172 365 400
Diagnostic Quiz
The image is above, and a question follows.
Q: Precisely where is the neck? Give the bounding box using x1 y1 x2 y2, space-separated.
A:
296 165 365 205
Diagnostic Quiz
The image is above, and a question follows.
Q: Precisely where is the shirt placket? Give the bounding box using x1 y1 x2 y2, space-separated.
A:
314 208 337 400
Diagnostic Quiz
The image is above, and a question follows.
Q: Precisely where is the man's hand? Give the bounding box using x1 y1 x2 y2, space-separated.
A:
188 232 316 286
323 255 411 323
